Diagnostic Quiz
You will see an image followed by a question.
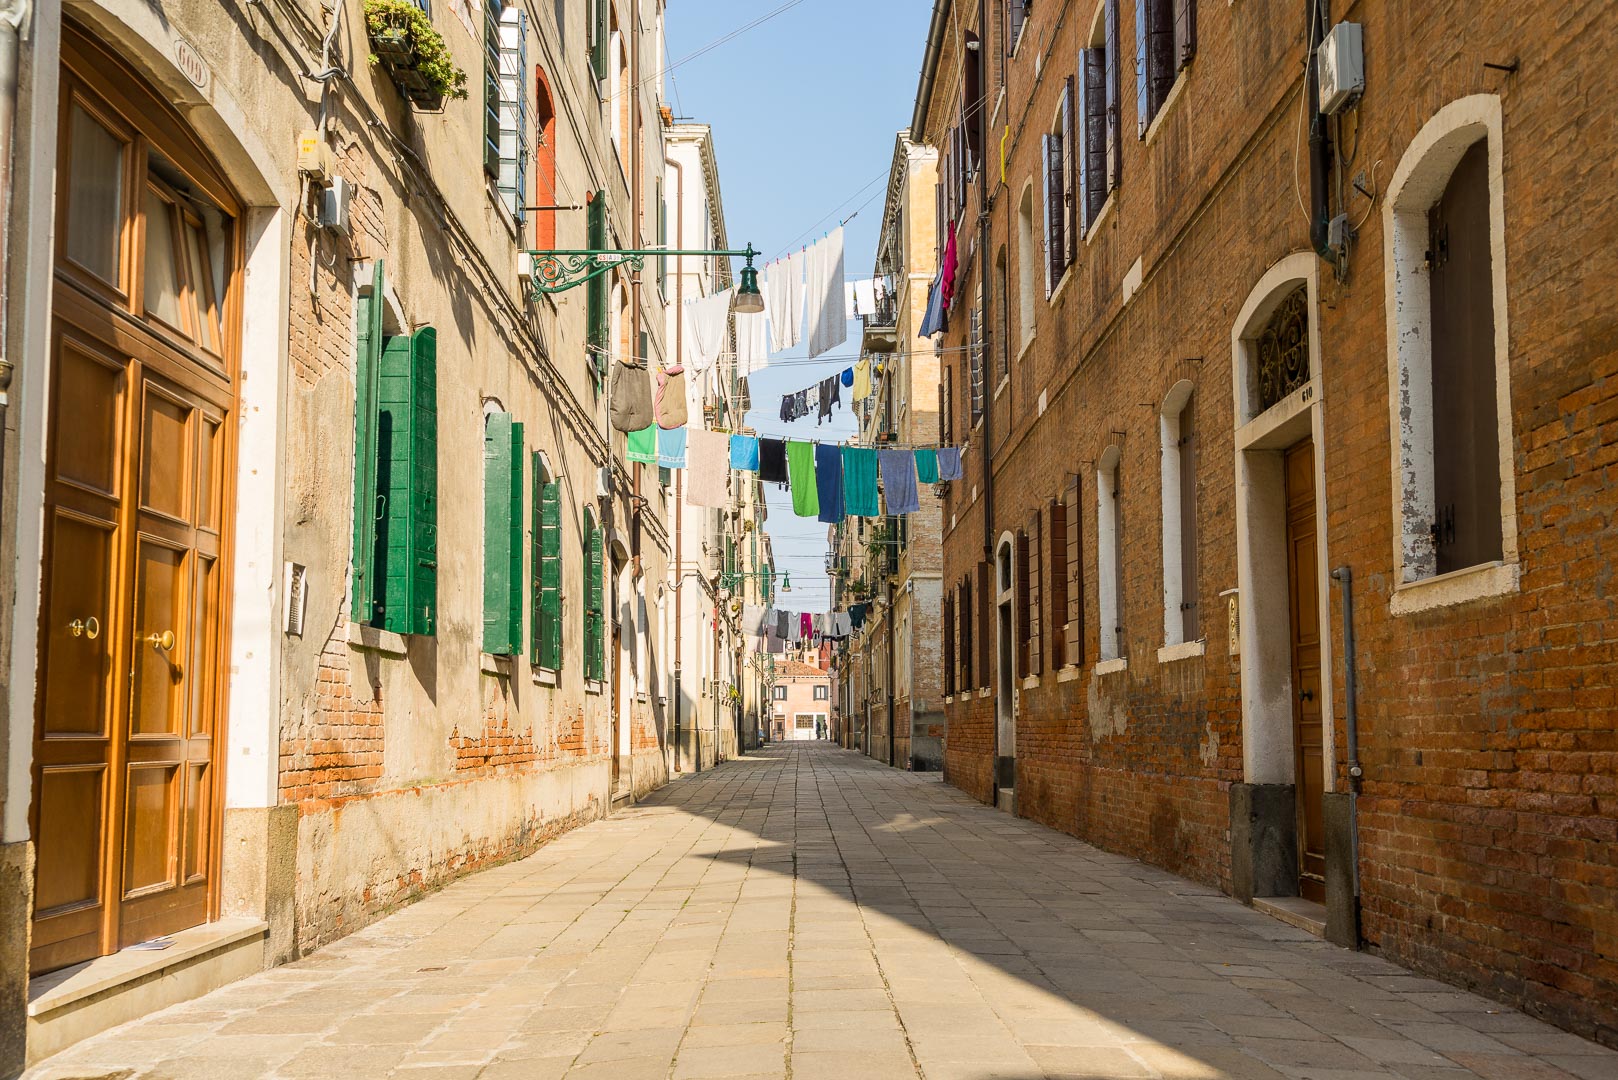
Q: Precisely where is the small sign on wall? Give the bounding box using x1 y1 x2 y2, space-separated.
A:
1220 588 1240 657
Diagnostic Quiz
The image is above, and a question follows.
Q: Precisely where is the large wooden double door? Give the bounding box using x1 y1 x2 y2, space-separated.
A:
1284 440 1326 903
30 28 240 974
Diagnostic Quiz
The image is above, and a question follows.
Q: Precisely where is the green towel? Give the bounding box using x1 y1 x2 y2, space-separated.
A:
914 448 939 485
841 446 880 517
627 424 658 464
787 440 819 518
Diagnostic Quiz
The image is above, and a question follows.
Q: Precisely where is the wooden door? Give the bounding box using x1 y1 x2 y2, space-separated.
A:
1284 440 1325 903
610 614 623 788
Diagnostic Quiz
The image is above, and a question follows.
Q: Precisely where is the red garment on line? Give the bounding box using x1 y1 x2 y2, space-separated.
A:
940 223 959 311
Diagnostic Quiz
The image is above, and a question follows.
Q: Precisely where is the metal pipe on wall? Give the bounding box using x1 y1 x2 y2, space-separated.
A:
1330 564 1363 946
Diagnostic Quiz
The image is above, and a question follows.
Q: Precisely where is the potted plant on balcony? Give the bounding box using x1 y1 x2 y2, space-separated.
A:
364 0 469 110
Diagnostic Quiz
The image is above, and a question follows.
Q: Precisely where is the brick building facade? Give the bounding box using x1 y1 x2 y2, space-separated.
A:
916 0 1617 1045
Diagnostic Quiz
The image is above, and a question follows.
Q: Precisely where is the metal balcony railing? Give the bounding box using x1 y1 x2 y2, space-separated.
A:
861 295 898 330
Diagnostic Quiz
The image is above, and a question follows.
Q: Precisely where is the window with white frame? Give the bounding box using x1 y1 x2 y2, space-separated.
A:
1097 446 1124 661
1159 381 1198 646
1016 187 1036 349
1136 0 1196 137
1384 96 1515 595
1043 83 1074 292
489 2 528 223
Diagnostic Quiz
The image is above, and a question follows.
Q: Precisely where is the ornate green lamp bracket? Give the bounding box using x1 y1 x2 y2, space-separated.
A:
521 245 765 302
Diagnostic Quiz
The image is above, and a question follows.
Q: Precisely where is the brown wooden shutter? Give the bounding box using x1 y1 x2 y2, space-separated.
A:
1063 77 1077 266
1081 48 1108 225
1065 473 1083 666
1015 530 1031 677
1173 0 1197 68
977 561 992 689
965 31 984 176
1048 497 1067 669
1028 508 1042 675
1148 0 1176 119
1104 0 1121 189
1044 134 1064 292
943 591 956 696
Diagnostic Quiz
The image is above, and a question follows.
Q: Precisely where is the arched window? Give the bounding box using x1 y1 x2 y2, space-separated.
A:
1159 380 1198 648
533 68 558 249
1016 187 1036 350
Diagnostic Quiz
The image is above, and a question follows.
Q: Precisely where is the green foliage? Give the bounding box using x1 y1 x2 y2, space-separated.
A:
364 0 469 103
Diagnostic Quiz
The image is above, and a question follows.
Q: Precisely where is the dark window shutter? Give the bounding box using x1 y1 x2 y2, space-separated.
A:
585 193 608 382
407 328 439 636
964 32 984 176
1063 76 1077 264
961 577 974 691
943 592 956 696
351 260 385 625
1135 0 1149 137
1029 508 1042 675
1148 0 1176 117
1008 0 1026 56
1177 401 1199 643
483 413 515 654
1048 497 1067 669
977 561 992 689
1081 48 1108 227
1065 473 1083 666
1174 0 1196 69
1044 133 1065 292
1015 530 1031 677
1104 0 1122 189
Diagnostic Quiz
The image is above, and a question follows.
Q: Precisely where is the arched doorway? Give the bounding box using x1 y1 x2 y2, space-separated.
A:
30 24 243 973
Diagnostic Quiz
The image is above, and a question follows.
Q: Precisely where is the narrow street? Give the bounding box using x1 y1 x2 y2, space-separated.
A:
27 744 1616 1080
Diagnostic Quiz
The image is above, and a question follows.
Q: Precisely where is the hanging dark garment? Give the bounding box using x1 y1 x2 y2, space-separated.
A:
818 377 835 424
849 603 867 631
759 438 789 484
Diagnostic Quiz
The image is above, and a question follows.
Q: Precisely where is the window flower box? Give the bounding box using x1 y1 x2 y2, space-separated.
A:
363 0 468 111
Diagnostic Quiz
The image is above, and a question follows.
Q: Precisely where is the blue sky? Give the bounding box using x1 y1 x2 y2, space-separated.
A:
665 0 931 614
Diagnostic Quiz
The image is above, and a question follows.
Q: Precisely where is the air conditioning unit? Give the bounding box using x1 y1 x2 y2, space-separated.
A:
1317 22 1364 116
596 466 613 500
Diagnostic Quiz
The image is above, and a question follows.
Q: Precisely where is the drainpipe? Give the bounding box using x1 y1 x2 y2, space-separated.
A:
1330 565 1363 945
666 154 684 774
0 0 32 424
1306 0 1335 263
886 542 896 768
978 203 997 798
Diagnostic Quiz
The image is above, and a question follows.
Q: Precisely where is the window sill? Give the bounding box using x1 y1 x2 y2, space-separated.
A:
1141 68 1189 148
481 652 513 676
585 679 604 695
533 667 559 687
1056 665 1083 683
978 687 993 699
1016 336 1036 367
1094 656 1128 676
1157 639 1206 664
1084 193 1116 245
1019 675 1040 690
1391 560 1519 616
1049 263 1075 307
347 622 408 657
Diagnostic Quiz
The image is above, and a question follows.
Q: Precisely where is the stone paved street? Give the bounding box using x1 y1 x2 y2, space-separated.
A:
28 744 1618 1080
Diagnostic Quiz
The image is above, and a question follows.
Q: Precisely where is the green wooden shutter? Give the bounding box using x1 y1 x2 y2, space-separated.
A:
507 421 524 655
530 452 543 667
408 327 439 636
590 0 608 85
586 193 607 383
585 518 604 681
532 456 563 671
377 334 416 633
483 412 515 654
351 260 385 623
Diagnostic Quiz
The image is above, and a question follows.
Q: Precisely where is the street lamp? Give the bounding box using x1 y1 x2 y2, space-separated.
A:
734 257 764 314
521 241 768 300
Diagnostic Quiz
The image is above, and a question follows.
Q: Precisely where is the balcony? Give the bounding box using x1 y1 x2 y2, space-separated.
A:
861 295 899 352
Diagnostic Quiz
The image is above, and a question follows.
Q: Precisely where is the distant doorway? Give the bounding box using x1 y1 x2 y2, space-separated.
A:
1285 441 1326 902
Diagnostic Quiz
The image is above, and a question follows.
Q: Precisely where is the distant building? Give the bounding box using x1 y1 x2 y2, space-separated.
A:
770 661 832 743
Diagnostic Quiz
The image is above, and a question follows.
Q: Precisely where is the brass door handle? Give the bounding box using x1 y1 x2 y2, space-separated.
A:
69 616 101 640
146 630 176 652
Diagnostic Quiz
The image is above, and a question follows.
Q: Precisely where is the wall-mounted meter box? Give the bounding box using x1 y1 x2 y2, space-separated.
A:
319 176 352 235
1317 22 1364 115
296 129 332 181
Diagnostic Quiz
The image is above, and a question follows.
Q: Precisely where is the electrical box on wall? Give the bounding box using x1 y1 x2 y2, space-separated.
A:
1317 22 1364 115
319 176 352 235
296 129 332 181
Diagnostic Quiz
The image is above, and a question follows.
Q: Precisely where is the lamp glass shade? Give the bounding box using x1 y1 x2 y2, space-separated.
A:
735 264 765 314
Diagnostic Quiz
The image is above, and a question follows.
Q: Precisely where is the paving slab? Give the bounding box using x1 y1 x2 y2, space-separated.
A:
23 743 1618 1080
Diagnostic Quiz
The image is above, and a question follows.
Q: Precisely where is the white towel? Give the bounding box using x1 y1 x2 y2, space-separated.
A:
804 228 847 359
763 255 803 352
682 290 731 373
844 281 858 316
684 429 730 507
743 604 766 636
854 278 877 316
735 309 768 375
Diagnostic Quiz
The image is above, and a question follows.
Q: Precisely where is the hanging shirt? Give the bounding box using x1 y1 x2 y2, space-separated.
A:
815 444 844 525
735 309 768 375
879 449 920 515
627 424 658 465
729 434 760 472
786 441 819 518
919 272 946 337
914 448 940 485
682 290 732 373
841 446 880 517
804 227 848 359
937 445 963 481
841 366 854 388
817 377 836 424
800 613 813 639
940 223 959 312
849 603 867 631
685 429 730 506
657 425 688 469
759 438 789 484
852 358 872 401
763 252 803 352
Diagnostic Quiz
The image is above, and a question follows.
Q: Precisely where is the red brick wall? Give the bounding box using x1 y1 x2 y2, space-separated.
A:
923 0 1618 1045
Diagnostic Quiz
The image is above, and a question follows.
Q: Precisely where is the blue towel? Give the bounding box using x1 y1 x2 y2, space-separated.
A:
879 449 920 514
842 447 880 517
937 446 963 481
919 275 946 337
914 448 939 485
657 425 688 469
730 434 760 471
815 444 844 523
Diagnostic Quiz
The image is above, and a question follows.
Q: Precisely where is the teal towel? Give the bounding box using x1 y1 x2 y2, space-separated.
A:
841 446 880 517
787 441 819 517
914 448 939 485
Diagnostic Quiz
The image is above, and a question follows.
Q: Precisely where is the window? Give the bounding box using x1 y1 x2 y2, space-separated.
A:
963 30 984 179
533 70 557 248
1077 2 1120 232
813 685 828 700
995 250 1010 382
941 365 954 446
944 590 956 695
1384 98 1514 597
1136 0 1195 137
488 2 528 224
531 452 562 670
1050 475 1083 666
610 26 627 167
1007 0 1032 57
969 283 986 426
774 685 787 701
586 191 608 385
583 509 605 681
1160 382 1198 645
1043 83 1073 292
589 0 608 92
976 561 992 689
1016 188 1036 349
483 413 524 655
1017 510 1042 677
960 576 974 693
352 262 438 635
1097 446 1123 661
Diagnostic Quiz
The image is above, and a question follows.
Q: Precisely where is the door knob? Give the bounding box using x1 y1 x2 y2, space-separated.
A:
146 629 176 652
69 616 101 639
1299 689 1314 702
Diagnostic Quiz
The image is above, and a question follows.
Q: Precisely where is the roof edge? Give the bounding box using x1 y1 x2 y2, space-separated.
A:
910 0 953 139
